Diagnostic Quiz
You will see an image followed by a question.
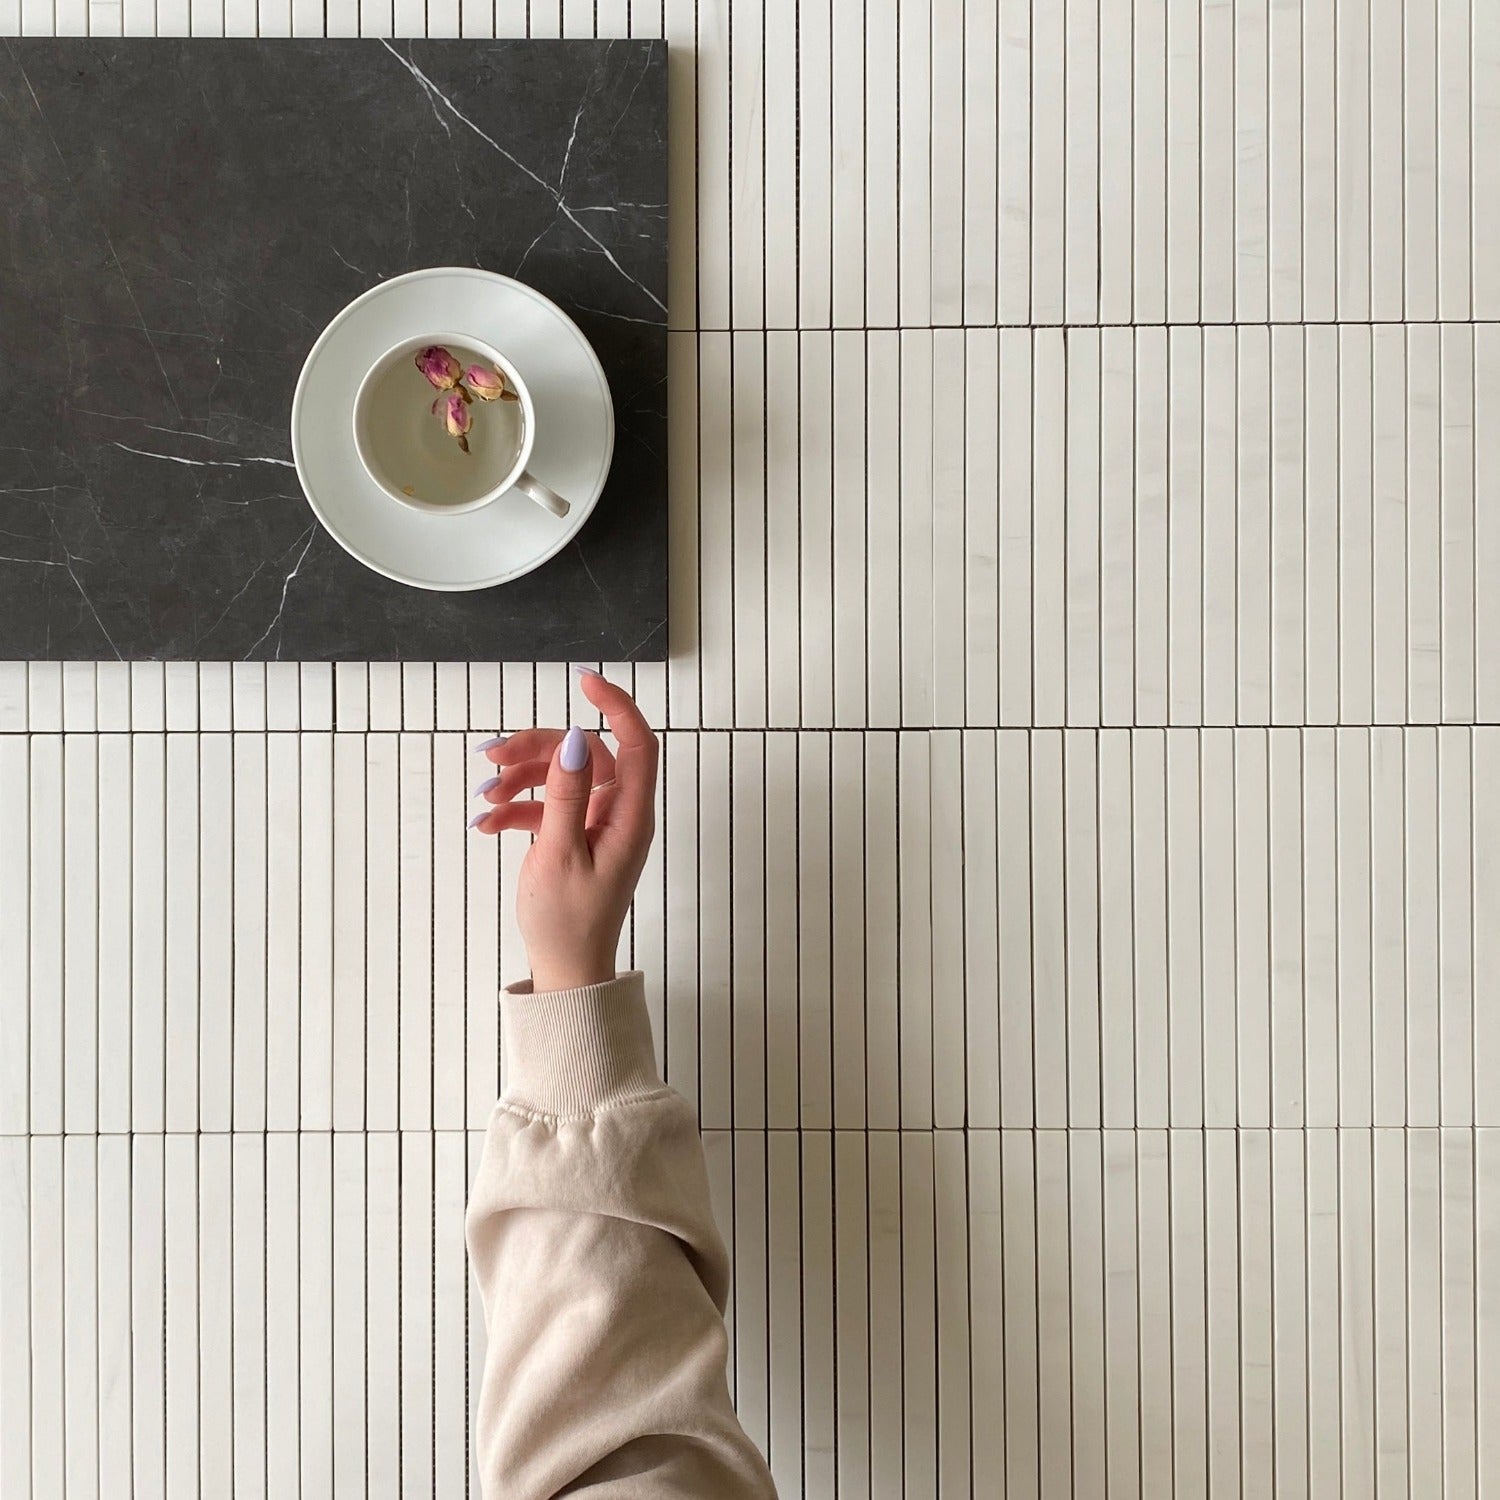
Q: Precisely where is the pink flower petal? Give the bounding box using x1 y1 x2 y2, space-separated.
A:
415 345 461 390
463 363 508 401
434 389 472 443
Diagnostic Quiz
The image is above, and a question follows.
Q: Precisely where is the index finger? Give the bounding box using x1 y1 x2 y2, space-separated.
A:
576 669 658 836
576 668 654 749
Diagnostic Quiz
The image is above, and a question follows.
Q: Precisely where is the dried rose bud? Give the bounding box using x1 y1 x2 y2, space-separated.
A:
415 345 462 390
463 363 504 400
433 391 472 451
464 363 518 402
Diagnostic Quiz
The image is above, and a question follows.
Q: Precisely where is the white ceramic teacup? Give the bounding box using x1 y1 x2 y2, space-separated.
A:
352 333 570 518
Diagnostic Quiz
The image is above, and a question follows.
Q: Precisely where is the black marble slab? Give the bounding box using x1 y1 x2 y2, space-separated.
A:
0 38 667 661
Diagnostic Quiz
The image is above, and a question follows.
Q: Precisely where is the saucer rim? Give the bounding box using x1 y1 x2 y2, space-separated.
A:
291 267 616 592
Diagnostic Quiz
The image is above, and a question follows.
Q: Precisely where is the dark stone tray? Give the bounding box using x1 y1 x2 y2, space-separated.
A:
0 38 667 661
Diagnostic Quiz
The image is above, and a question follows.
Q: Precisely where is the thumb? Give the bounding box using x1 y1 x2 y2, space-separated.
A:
537 726 594 858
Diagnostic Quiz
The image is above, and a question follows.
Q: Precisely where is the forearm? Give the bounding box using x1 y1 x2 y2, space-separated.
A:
465 973 777 1500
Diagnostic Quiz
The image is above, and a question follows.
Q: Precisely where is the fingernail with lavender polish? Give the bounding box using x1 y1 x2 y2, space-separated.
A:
472 774 501 799
475 734 508 754
467 809 490 830
571 664 603 680
560 725 589 773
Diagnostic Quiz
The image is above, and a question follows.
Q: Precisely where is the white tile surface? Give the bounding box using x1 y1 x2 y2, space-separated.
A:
3 5 1499 1495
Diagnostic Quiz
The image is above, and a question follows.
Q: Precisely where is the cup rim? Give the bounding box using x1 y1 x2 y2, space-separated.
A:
351 331 535 516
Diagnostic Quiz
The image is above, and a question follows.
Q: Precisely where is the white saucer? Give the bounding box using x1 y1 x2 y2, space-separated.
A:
291 267 615 591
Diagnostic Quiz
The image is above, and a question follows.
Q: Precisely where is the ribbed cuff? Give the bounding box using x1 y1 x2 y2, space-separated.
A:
500 972 663 1116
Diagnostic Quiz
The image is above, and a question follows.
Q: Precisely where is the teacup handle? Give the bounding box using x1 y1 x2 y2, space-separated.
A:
515 470 571 519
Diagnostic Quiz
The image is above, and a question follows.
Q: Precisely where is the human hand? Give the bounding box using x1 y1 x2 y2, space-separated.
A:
469 671 659 995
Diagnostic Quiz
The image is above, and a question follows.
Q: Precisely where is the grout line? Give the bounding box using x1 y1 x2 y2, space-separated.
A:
9 720 1497 733
7 1123 1468 1139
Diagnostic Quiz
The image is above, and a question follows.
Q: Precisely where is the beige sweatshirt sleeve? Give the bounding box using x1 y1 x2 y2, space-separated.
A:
465 972 779 1500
